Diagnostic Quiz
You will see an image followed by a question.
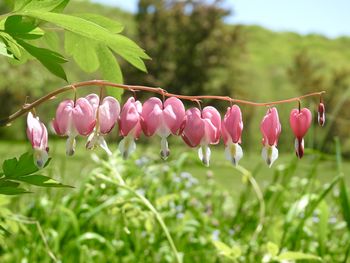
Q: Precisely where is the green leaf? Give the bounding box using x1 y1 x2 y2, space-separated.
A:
14 174 72 188
318 201 329 256
17 11 149 72
0 187 30 195
0 180 20 188
4 16 43 40
2 152 38 178
13 0 31 11
335 138 350 232
267 242 279 257
212 240 241 260
96 45 123 99
2 158 18 176
0 41 14 58
74 13 124 34
276 251 321 261
20 0 68 12
17 39 67 80
64 31 99 73
0 32 22 59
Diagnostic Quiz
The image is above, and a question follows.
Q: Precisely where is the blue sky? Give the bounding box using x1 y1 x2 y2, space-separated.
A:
92 0 350 38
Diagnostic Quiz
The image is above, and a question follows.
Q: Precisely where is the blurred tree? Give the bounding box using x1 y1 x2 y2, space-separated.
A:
287 50 326 93
128 0 247 101
288 50 350 154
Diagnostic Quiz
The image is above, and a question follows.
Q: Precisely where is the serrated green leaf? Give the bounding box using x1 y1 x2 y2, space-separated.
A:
0 187 30 195
14 174 72 188
17 39 67 80
74 13 124 33
64 31 99 73
2 152 38 178
96 45 123 99
277 251 321 261
2 158 18 176
17 11 149 72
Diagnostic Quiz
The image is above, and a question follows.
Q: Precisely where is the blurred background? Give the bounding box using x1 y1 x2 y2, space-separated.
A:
1 1 350 262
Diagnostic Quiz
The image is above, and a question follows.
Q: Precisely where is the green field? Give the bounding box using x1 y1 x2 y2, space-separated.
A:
0 139 349 262
0 139 348 191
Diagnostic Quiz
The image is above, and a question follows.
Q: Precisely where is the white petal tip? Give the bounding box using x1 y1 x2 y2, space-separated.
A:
225 143 243 166
33 149 49 169
262 145 278 167
198 146 211 167
119 136 136 160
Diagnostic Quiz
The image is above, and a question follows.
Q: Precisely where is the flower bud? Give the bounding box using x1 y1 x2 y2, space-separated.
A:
318 102 325 127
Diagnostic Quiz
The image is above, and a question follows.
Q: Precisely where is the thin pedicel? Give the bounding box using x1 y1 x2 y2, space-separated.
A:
0 80 325 127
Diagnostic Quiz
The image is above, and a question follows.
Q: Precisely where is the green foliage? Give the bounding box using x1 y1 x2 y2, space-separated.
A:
0 143 348 262
0 152 71 195
0 0 149 87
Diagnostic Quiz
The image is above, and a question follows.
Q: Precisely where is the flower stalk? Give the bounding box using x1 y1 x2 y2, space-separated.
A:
0 80 325 127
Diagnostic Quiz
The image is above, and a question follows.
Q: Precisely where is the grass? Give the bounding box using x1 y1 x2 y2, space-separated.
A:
0 139 350 262
1 139 348 192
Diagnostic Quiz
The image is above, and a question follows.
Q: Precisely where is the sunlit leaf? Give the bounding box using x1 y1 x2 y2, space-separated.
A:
17 11 149 72
74 13 124 33
20 0 68 12
96 45 123 99
14 174 73 188
17 39 67 80
276 251 321 261
64 31 99 73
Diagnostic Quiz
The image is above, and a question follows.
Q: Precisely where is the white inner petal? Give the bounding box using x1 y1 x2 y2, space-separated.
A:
198 145 211 167
160 137 170 160
225 143 243 166
262 145 278 168
66 135 76 156
33 148 49 169
119 136 136 160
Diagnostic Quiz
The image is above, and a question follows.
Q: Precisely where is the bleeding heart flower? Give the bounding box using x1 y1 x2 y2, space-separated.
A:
141 97 185 159
27 112 49 168
52 98 95 156
222 105 243 166
318 102 325 127
181 106 221 166
85 94 120 155
118 97 143 159
260 107 281 167
290 108 312 158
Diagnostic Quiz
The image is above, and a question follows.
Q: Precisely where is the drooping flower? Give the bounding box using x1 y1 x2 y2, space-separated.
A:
260 107 281 167
290 108 312 158
118 97 142 159
52 98 95 156
85 94 120 155
27 112 49 168
141 97 185 159
181 107 221 166
318 102 325 127
221 105 243 166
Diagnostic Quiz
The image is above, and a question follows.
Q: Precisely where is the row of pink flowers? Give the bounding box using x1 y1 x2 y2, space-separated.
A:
26 94 325 168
